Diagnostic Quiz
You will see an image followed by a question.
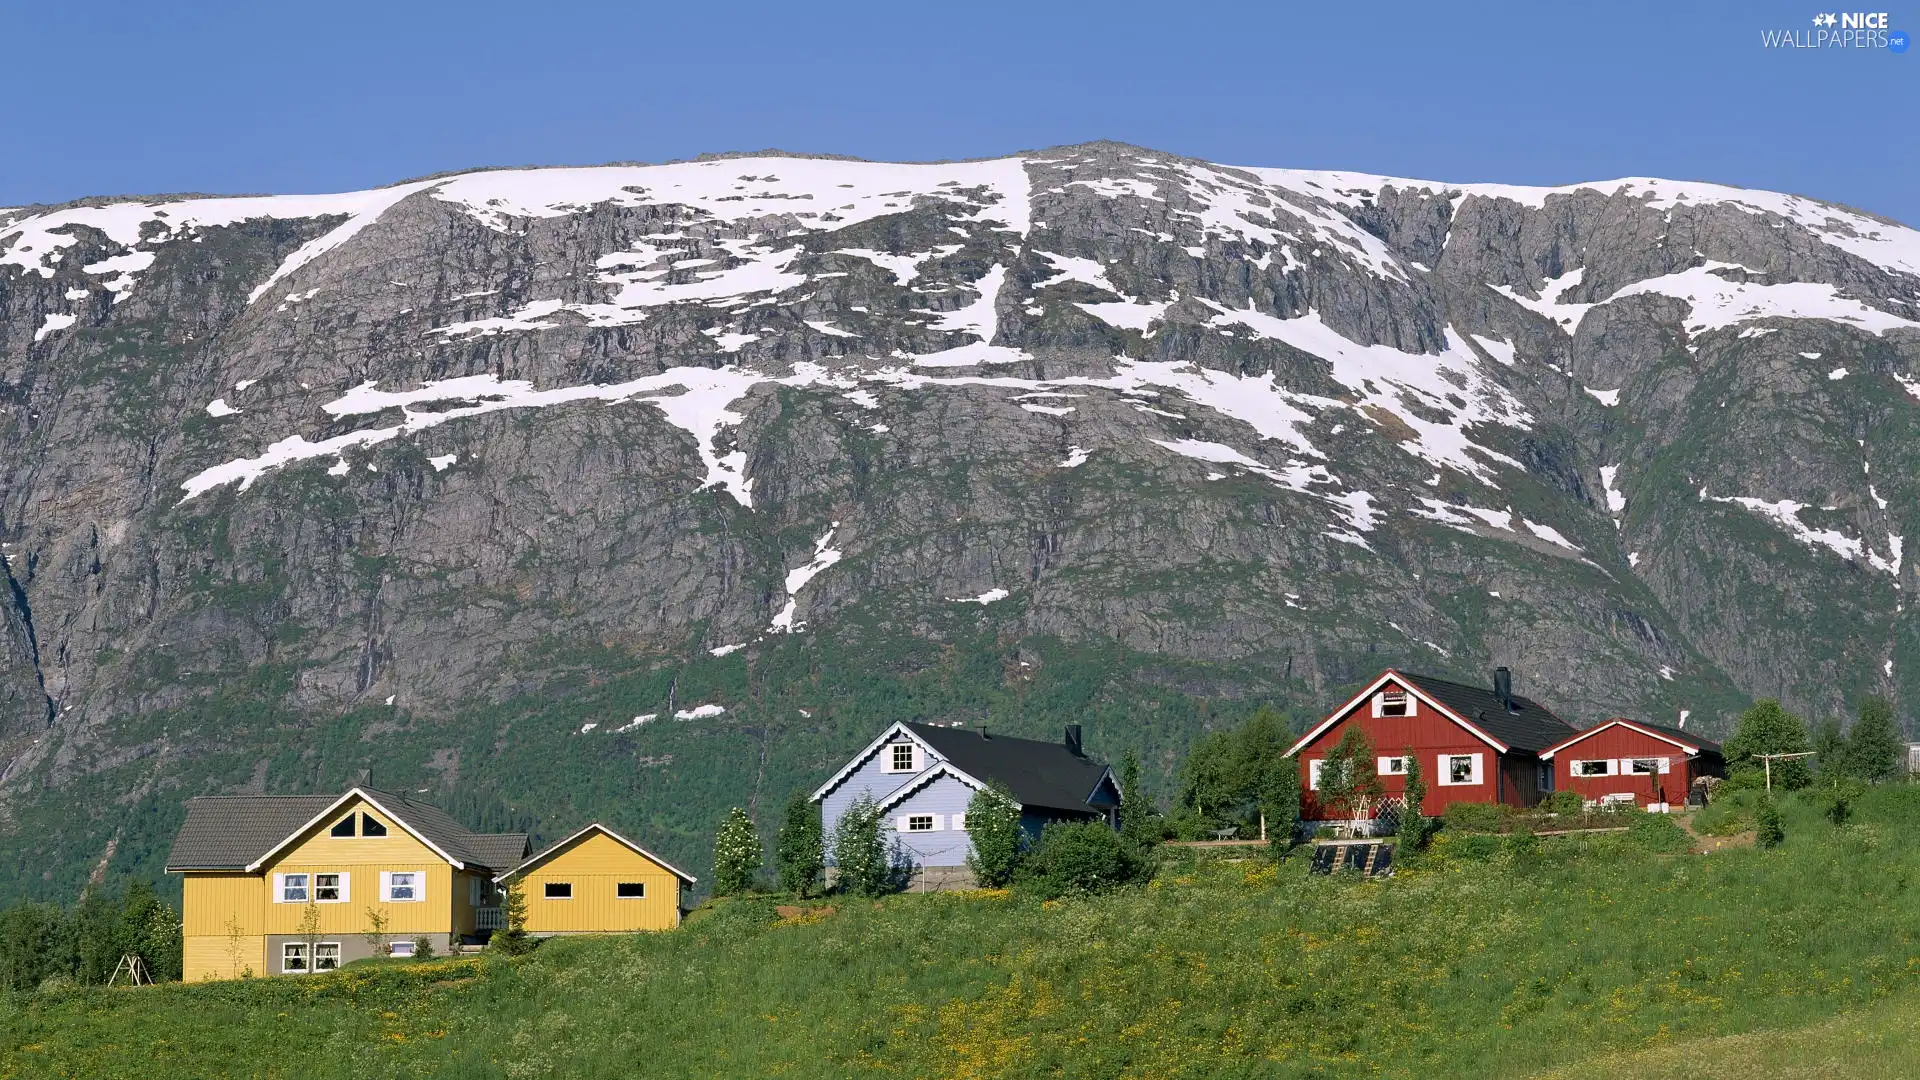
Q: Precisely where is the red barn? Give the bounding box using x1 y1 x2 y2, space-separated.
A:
1286 667 1578 821
1540 718 1724 810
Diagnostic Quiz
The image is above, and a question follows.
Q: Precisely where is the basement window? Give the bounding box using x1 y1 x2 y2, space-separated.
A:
313 943 341 973
1573 759 1614 777
330 816 356 838
388 940 416 958
282 942 309 973
617 882 646 899
545 882 573 899
361 814 388 837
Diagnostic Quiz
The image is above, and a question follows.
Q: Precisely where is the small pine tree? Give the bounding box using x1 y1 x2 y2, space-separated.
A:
774 792 825 898
1846 696 1903 783
1118 749 1151 846
1262 757 1301 863
1756 798 1786 849
490 882 531 955
712 808 764 897
830 793 891 896
1814 717 1847 779
964 782 1025 888
1398 748 1431 851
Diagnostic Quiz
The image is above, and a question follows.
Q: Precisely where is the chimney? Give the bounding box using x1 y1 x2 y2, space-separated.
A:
975 723 990 740
1494 667 1514 711
1064 724 1084 757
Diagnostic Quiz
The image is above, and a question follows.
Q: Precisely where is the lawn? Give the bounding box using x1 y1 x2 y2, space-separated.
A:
5 788 1919 1078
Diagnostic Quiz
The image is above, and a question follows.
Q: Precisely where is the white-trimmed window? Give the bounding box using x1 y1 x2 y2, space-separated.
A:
1378 756 1409 776
276 873 309 903
330 816 356 838
898 814 938 832
1572 759 1615 777
388 940 416 958
1437 753 1484 786
884 742 920 773
315 872 348 903
282 942 309 973
360 813 388 837
1372 688 1415 718
314 943 341 972
545 882 573 899
1629 757 1669 775
617 882 646 899
381 871 423 902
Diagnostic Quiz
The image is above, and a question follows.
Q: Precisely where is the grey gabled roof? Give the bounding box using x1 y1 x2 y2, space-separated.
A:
903 723 1114 815
166 795 339 872
165 788 529 873
1395 672 1580 754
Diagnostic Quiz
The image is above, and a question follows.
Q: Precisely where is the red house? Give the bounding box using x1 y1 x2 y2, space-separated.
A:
1539 718 1724 810
1286 667 1578 821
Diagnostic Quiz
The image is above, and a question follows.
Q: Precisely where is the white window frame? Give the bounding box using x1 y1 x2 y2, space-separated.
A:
313 942 341 973
314 872 350 904
616 881 646 899
282 942 309 973
897 813 938 832
1308 759 1323 791
1437 753 1484 786
380 870 424 903
1628 757 1669 775
275 872 310 903
883 742 921 774
1571 758 1616 778
388 940 416 958
1378 756 1408 776
1370 689 1416 718
544 881 574 900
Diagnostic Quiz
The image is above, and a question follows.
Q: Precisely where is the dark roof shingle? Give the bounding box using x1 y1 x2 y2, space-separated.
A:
1396 671 1579 753
904 723 1113 814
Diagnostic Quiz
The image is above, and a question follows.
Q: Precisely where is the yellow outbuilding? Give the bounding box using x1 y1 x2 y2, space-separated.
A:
497 823 696 934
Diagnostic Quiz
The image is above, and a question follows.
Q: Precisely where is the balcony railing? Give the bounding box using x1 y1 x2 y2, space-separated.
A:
476 906 505 931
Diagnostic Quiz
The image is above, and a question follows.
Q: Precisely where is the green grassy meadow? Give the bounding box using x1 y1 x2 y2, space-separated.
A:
8 789 1920 1079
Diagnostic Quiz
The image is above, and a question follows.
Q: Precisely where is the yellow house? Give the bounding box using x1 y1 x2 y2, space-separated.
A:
166 787 529 980
496 823 696 934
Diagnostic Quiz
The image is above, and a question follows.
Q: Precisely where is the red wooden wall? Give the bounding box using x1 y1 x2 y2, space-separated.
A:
1295 682 1526 818
1550 725 1706 806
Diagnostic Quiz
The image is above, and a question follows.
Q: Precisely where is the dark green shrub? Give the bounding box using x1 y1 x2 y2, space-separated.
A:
1756 800 1786 849
1626 813 1691 853
1023 821 1134 898
1816 779 1867 826
1501 830 1542 866
410 936 435 961
1445 834 1504 862
1441 801 1512 833
965 782 1026 888
1692 801 1749 837
1541 791 1584 816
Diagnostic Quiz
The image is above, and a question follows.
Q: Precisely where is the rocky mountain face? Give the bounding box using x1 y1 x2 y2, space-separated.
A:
3 141 1917 897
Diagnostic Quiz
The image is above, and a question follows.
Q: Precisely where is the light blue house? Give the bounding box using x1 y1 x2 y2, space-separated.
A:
811 721 1122 890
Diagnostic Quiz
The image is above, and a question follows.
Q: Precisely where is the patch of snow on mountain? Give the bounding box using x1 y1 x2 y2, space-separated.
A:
1492 268 1595 330
770 523 842 633
1600 465 1627 521
1035 252 1116 292
1829 367 1848 380
1608 265 1920 336
1077 299 1169 331
1704 492 1903 576
429 454 457 472
1059 446 1090 468
1066 177 1163 201
1523 519 1580 551
205 399 238 418
709 643 747 657
615 713 657 732
1585 387 1621 406
1468 333 1516 366
674 704 726 720
33 313 74 341
805 319 858 338
949 588 1009 605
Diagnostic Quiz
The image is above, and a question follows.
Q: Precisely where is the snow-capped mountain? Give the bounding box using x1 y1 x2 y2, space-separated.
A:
3 142 1916 893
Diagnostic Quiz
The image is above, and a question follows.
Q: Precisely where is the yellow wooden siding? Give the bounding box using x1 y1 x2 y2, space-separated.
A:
517 832 682 933
451 870 484 935
259 797 456 936
183 934 265 981
182 873 265 937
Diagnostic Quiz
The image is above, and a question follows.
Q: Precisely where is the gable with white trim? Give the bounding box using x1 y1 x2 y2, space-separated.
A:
1286 671 1508 758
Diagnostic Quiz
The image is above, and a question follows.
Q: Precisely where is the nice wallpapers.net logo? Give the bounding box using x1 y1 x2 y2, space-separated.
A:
1761 11 1909 49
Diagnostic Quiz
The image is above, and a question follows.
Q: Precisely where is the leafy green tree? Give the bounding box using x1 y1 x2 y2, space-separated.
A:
712 808 764 897
1261 755 1301 862
1117 749 1155 846
830 793 891 896
1724 699 1814 790
1845 696 1904 783
1316 727 1384 824
121 879 181 982
1398 749 1432 851
0 902 70 991
1814 717 1847 780
965 782 1025 888
1178 705 1296 834
774 791 825 898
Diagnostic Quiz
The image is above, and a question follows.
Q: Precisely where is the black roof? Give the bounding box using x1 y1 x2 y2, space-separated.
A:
165 788 528 873
903 723 1114 815
1395 671 1579 753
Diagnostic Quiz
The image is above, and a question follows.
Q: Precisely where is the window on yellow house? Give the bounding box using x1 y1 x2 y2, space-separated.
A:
315 873 345 902
330 816 356 837
282 943 309 973
545 882 573 899
616 882 645 898
314 943 341 972
361 814 388 837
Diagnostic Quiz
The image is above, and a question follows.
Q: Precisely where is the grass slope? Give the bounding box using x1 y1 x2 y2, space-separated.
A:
7 790 1920 1078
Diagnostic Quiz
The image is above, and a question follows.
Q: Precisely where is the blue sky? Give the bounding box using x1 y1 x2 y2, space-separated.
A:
6 0 1915 222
